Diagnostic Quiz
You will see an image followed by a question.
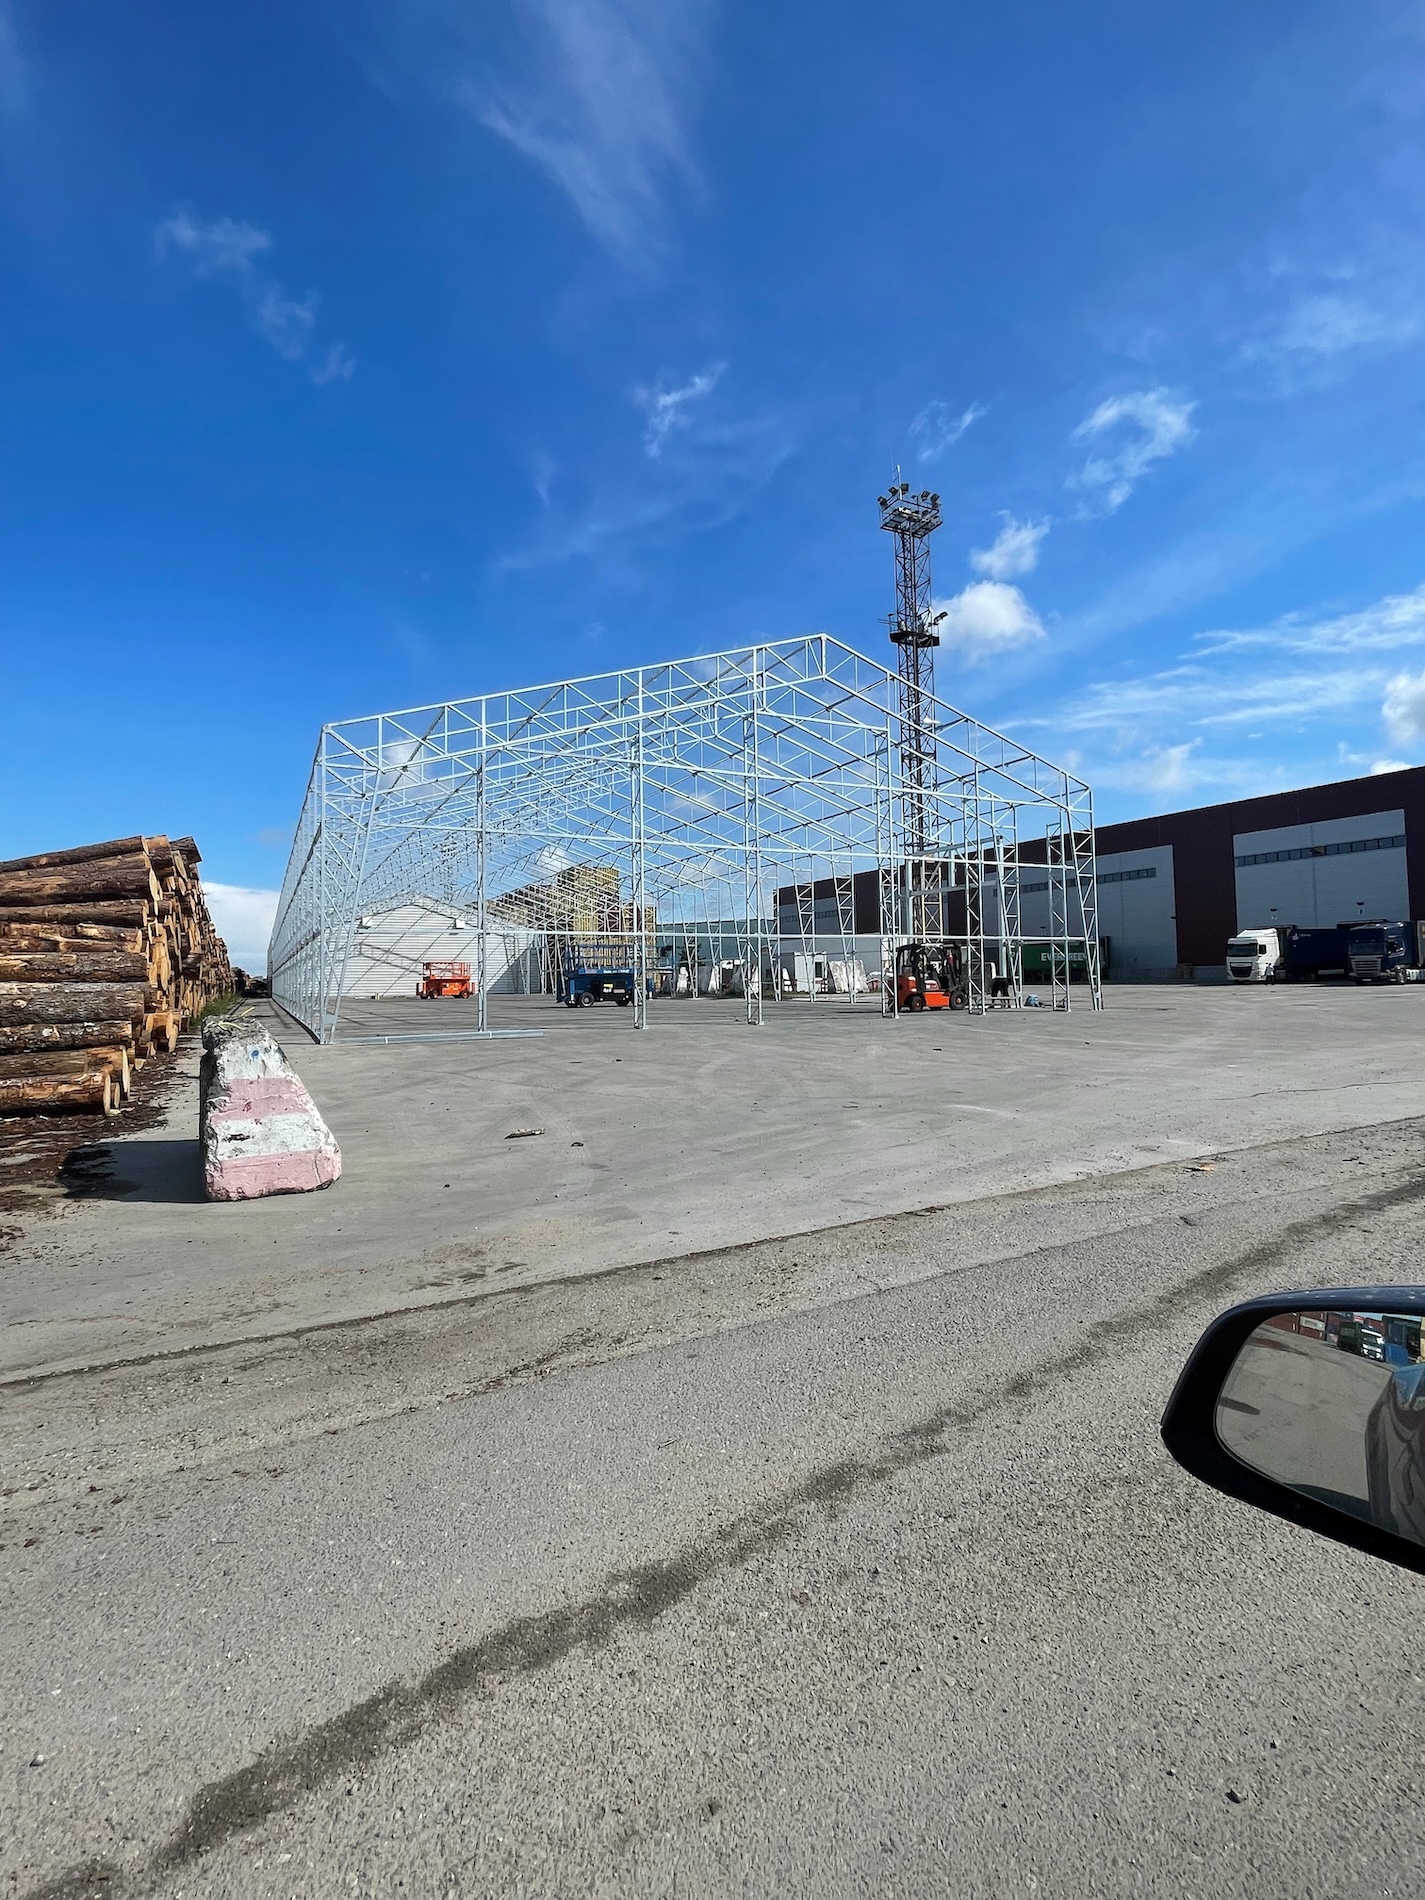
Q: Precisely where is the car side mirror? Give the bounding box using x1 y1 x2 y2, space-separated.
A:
1161 1288 1425 1574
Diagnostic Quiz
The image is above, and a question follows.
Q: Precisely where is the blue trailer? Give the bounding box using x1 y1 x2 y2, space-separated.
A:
1280 924 1351 981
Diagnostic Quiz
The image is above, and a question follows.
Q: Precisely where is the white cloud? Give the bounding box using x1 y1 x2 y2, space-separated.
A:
1070 388 1195 513
1084 741 1265 801
155 211 354 386
1383 667 1425 744
1127 742 1201 795
970 514 1049 581
311 342 356 386
934 581 1045 660
1052 663 1375 736
1197 583 1425 657
910 399 985 462
1275 291 1424 360
1371 758 1412 774
633 363 724 457
472 0 708 267
1099 741 1212 796
1025 581 1425 805
204 882 280 975
156 211 271 277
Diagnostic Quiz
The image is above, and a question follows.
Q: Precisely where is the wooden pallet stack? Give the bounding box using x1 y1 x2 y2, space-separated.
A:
0 835 234 1116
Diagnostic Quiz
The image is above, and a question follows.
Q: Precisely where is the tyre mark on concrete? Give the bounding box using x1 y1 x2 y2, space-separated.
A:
22 1165 1425 1900
8 1114 1421 1395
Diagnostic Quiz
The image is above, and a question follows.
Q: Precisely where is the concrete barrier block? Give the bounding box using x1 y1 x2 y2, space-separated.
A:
200 1017 341 1201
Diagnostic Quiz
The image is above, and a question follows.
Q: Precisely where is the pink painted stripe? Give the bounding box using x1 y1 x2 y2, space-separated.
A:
205 1148 342 1201
209 1077 321 1122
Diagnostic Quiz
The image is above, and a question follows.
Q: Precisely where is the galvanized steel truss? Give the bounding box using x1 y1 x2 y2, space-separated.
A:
269 636 1101 1040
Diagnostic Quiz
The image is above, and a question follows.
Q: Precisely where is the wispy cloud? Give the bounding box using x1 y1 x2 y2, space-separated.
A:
531 450 556 506
1235 69 1425 390
496 401 795 572
1092 740 1231 797
1051 663 1375 736
970 514 1049 581
1018 581 1425 802
633 362 724 457
1195 583 1425 656
933 581 1045 661
1274 288 1424 361
154 211 355 386
470 0 709 267
1069 388 1195 513
910 399 985 462
1383 667 1425 745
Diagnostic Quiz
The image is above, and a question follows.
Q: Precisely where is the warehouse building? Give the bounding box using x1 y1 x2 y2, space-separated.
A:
1093 765 1425 979
768 764 1424 987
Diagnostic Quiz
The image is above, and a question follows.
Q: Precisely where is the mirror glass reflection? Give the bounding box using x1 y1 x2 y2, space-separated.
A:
1215 1309 1425 1546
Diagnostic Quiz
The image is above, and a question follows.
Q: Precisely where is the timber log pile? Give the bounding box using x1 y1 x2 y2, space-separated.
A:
0 835 233 1117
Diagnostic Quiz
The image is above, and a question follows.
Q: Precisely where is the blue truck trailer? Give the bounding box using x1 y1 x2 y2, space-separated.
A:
1280 924 1351 981
1264 922 1422 982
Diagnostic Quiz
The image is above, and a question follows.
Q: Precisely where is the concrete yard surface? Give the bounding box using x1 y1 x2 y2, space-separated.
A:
4 1111 1425 1898
5 982 1425 1380
4 984 1425 1898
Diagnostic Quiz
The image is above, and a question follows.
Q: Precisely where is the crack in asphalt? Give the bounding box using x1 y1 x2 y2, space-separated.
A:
20 1164 1425 1900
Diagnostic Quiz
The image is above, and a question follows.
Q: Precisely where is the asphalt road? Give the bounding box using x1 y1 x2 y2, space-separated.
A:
5 1116 1425 1898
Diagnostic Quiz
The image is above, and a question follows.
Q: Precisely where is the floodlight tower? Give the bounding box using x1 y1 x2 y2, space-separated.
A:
878 479 945 934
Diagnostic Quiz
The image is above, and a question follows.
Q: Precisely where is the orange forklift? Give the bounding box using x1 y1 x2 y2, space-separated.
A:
417 959 474 999
892 941 966 1012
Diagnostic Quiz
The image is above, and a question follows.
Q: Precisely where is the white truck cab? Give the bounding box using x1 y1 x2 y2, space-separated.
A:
1227 928 1283 983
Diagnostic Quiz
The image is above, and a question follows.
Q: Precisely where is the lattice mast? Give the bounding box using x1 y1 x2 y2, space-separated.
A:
878 479 945 935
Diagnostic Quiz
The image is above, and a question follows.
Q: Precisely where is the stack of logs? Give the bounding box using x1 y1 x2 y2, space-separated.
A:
0 835 233 1116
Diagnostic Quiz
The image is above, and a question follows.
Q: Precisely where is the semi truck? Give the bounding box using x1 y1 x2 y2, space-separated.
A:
1227 921 1424 983
1226 929 1283 982
1347 920 1423 983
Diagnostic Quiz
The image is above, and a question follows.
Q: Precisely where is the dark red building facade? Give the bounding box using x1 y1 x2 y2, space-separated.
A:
1095 766 1425 970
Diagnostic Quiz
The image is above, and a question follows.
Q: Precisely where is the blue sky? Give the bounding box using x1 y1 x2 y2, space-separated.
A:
4 1 1425 965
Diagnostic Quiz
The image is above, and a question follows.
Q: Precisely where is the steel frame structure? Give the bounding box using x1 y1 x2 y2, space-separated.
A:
269 636 1102 1041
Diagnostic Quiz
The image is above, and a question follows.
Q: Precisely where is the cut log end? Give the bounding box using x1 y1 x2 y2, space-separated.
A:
0 1071 113 1116
0 832 231 1115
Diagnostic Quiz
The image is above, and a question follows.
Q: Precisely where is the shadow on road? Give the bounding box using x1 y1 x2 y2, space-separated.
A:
61 1139 204 1205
